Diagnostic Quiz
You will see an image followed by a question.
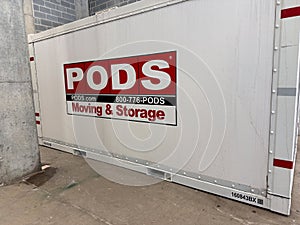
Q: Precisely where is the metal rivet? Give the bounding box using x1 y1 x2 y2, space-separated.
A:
198 176 201 179
272 90 276 94
273 68 277 72
251 189 255 193
270 131 274 134
276 1 280 5
268 188 272 192
232 184 235 188
271 111 276 114
274 47 278 50
269 151 273 154
214 180 218 184
268 170 272 173
275 24 280 28
183 172 186 175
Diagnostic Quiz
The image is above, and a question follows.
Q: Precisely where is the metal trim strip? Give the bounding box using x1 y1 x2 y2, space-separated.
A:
277 88 297 96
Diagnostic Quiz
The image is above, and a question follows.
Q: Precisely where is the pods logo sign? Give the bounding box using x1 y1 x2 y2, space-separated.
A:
63 51 177 125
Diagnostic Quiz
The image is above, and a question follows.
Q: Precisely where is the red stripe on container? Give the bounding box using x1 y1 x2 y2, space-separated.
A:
30 57 34 61
35 113 39 117
281 6 300 19
273 159 294 169
36 121 40 125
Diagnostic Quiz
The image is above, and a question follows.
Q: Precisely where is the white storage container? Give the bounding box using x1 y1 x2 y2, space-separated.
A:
28 0 300 215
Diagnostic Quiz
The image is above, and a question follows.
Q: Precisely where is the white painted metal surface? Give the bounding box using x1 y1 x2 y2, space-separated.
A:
28 0 300 215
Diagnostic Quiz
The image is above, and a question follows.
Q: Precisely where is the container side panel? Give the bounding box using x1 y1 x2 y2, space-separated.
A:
281 17 300 47
33 0 275 195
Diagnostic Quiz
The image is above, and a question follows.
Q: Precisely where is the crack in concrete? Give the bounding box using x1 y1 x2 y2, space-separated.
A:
0 81 31 84
216 208 274 225
70 203 114 225
32 184 113 225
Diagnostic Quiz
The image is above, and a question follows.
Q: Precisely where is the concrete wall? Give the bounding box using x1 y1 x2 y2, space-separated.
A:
24 0 36 34
32 0 89 32
0 0 40 184
75 0 89 20
89 0 141 16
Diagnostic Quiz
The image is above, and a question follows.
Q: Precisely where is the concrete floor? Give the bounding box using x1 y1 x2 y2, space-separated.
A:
0 146 299 225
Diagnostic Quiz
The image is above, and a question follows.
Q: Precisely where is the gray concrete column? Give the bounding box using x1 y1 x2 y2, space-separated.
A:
23 0 36 34
75 0 89 20
0 0 40 184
